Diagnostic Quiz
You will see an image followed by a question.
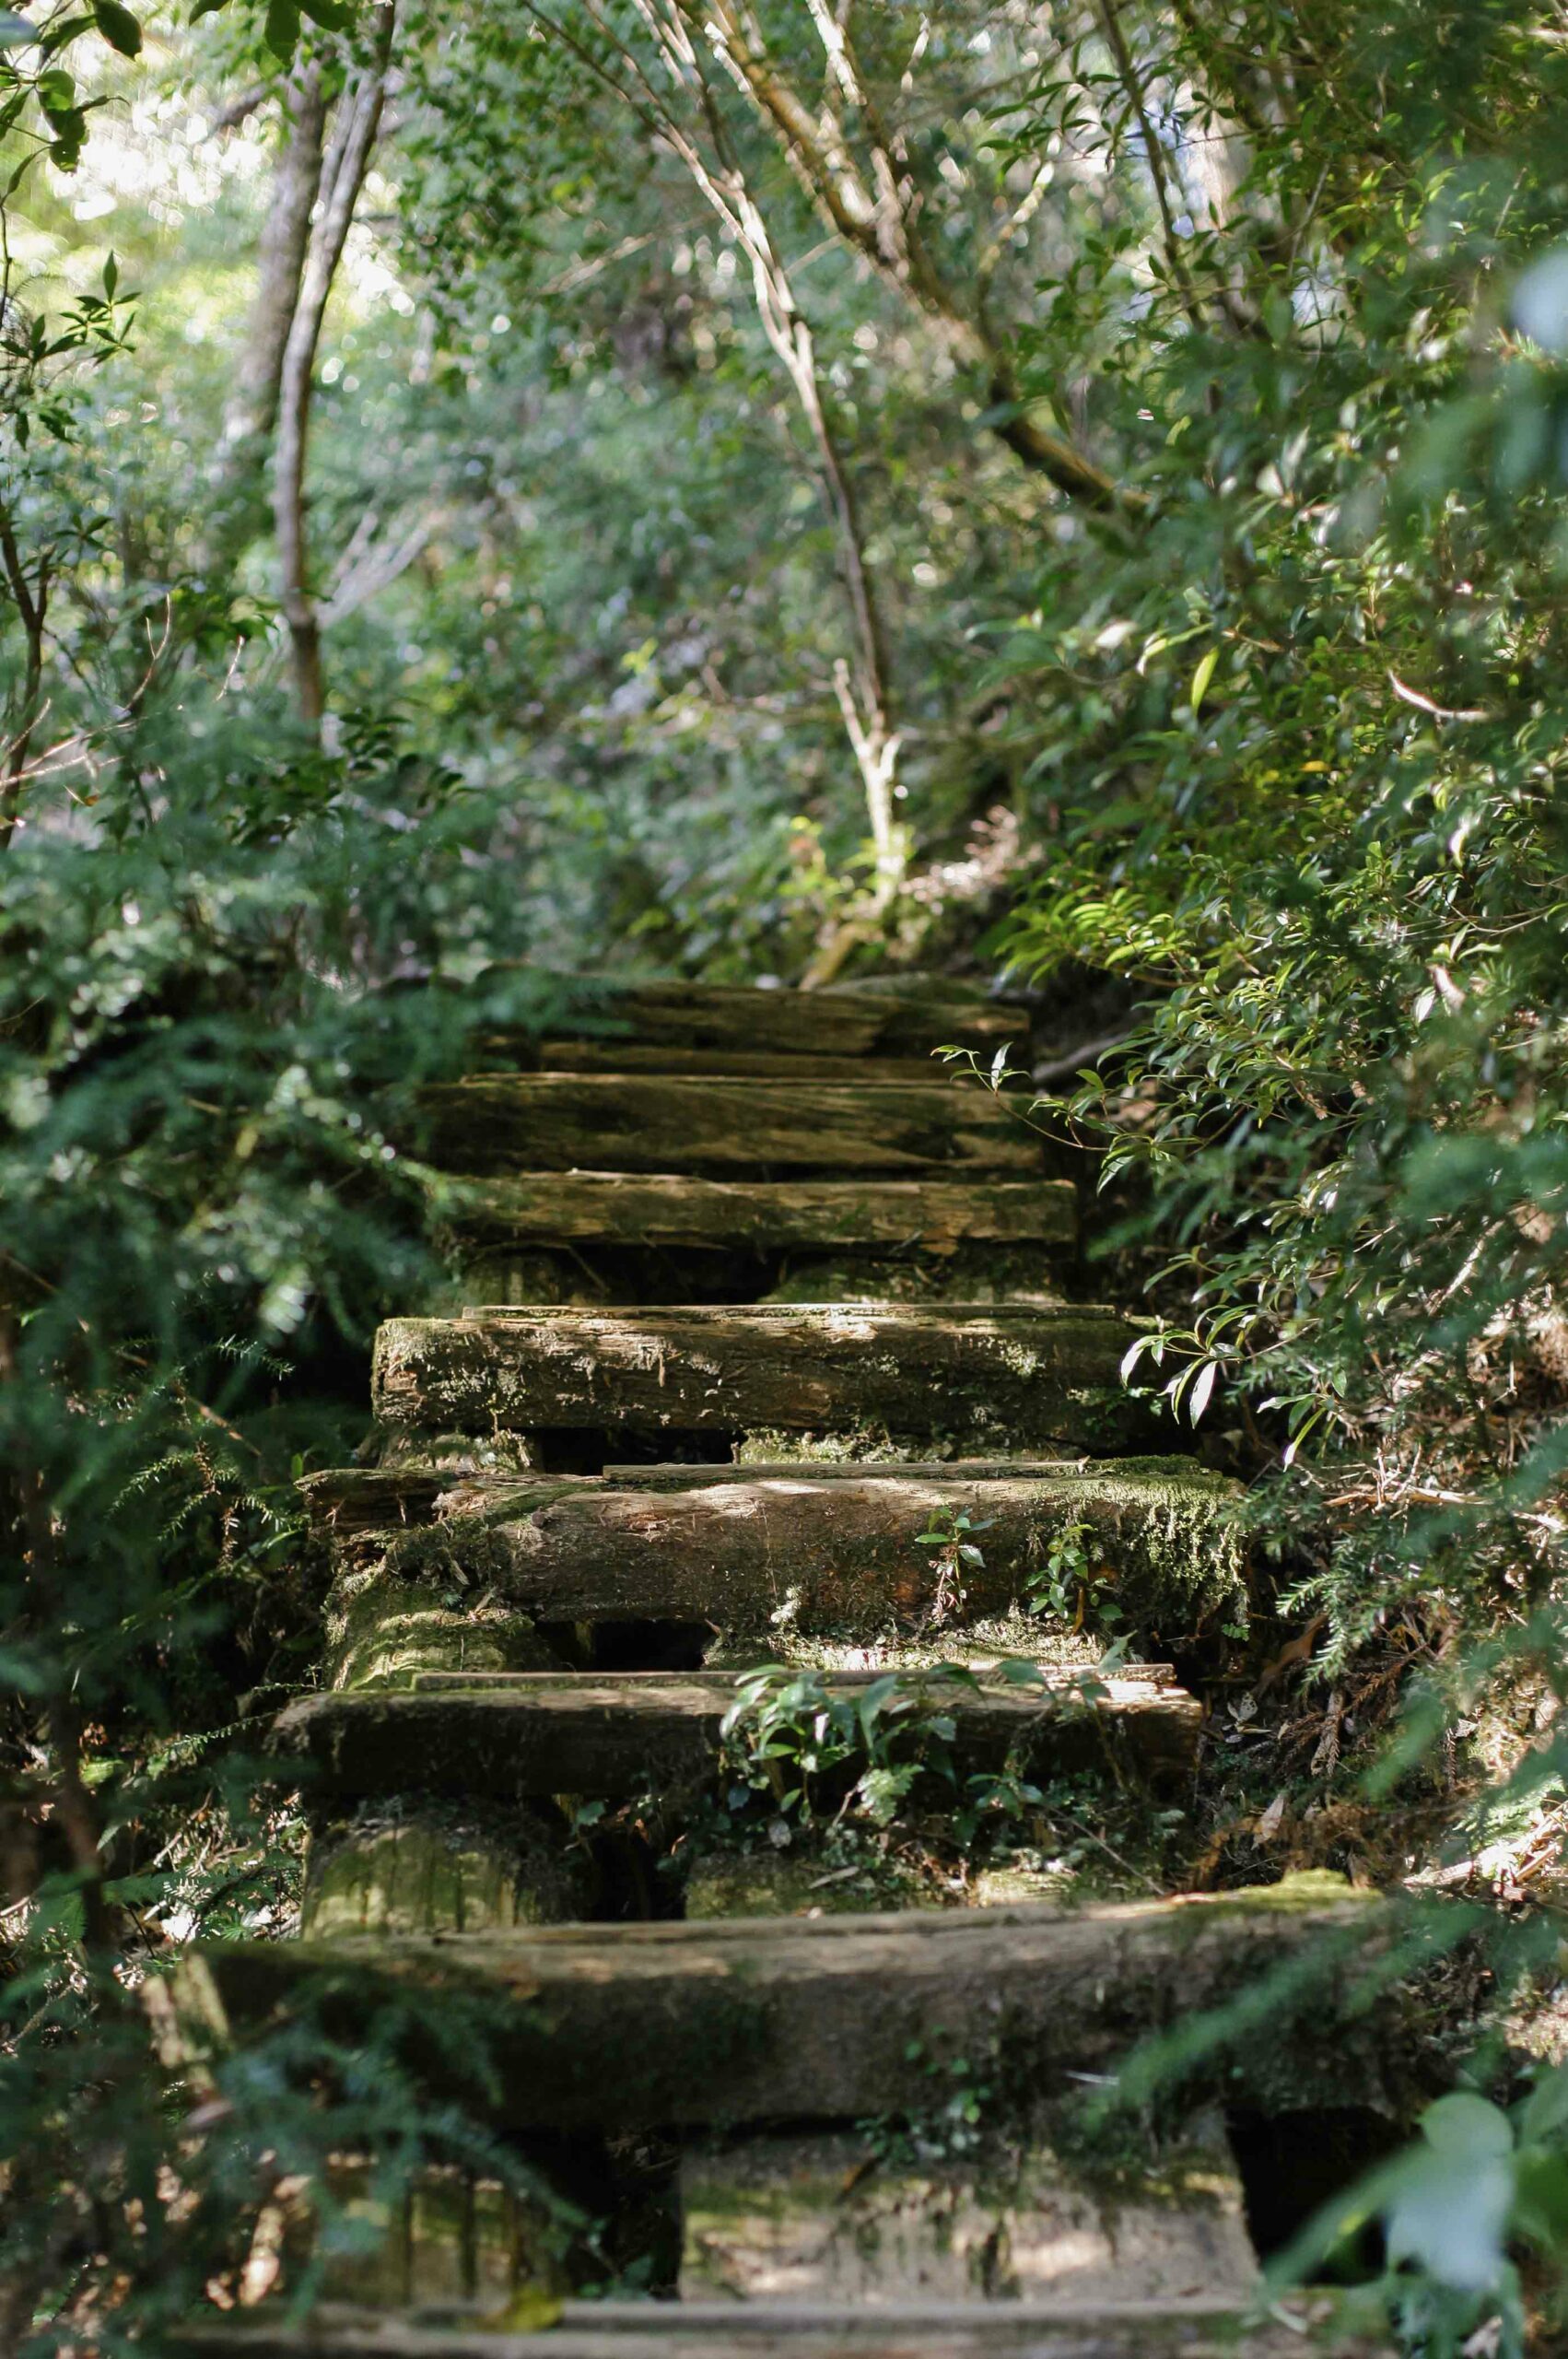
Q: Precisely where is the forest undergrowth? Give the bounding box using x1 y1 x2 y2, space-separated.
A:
7 0 1568 2348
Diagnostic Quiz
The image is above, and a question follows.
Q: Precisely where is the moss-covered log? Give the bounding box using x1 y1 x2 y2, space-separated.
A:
371 1307 1150 1452
269 1667 1200 1801
350 1460 1240 1637
417 1077 1044 1177
167 2294 1382 2357
678 2118 1258 2305
535 1043 954 1079
488 976 1028 1060
301 1805 587 1937
441 1172 1076 1253
178 1880 1398 2134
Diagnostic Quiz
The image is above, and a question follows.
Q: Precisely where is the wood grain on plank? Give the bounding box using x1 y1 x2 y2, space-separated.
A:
418 1077 1044 1176
371 1305 1143 1449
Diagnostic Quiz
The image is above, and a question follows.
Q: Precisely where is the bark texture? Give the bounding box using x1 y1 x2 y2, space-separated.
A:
274 6 396 726
344 1460 1242 1637
212 67 326 506
678 2118 1256 2305
418 1076 1045 1176
371 1306 1147 1452
443 1172 1074 1251
180 1883 1397 2132
269 1669 1201 1799
534 1045 952 1079
172 2298 1387 2359
494 979 1025 1059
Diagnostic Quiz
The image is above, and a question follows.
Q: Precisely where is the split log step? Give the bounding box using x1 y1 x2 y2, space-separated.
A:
173 2293 1387 2355
495 977 1028 1060
440 1173 1076 1252
319 1460 1239 1636
371 1305 1148 1450
269 1667 1200 1798
417 1078 1043 1177
175 1882 1389 2134
678 2116 1258 2305
533 1044 956 1079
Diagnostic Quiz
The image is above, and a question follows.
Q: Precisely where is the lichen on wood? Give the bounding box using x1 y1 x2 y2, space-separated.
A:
371 1305 1155 1455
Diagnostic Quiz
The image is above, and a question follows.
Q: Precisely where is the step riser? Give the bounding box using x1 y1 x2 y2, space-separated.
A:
343 1471 1235 1637
443 1174 1076 1252
181 1893 1387 2133
371 1310 1147 1452
492 979 1026 1060
173 2298 1353 2358
535 1046 958 1080
271 1680 1200 1801
678 2120 1257 2306
418 1079 1043 1177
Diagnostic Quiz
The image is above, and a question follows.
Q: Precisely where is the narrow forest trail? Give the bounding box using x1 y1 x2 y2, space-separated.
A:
177 979 1399 2357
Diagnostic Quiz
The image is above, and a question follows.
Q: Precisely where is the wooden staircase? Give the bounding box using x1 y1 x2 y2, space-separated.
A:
170 978 1393 2354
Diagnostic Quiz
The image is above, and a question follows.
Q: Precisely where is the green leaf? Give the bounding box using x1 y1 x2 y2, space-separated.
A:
263 0 299 60
998 1657 1047 1687
1384 2096 1514 2293
91 0 141 53
190 0 231 16
1189 643 1220 713
298 0 355 24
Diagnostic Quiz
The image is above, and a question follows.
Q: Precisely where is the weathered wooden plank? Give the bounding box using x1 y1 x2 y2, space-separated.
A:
301 1810 586 1939
298 1458 1139 1526
297 1466 595 1539
370 1306 1146 1452
268 1669 1199 1799
298 1467 449 1537
535 1044 952 1080
441 1173 1075 1252
171 2292 1386 2357
603 1458 1085 1485
678 2116 1257 2304
179 1882 1392 2133
498 977 1028 1060
356 1461 1239 1637
417 1078 1043 1177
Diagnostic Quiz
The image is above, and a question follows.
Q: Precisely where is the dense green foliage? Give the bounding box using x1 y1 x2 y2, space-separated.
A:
8 0 1568 2347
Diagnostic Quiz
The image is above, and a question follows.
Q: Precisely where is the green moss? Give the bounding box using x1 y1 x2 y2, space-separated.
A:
702 1614 1100 1675
378 1426 541 1476
734 1425 906 1463
1203 1869 1375 1915
302 1802 586 1937
325 1573 564 1689
684 1841 935 1919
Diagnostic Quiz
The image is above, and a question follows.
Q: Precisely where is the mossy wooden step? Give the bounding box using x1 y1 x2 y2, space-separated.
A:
176 1881 1392 2134
495 975 1028 1061
371 1306 1148 1453
325 1458 1239 1639
534 1043 957 1080
172 2291 1389 2355
419 1077 1043 1178
678 2116 1256 2304
441 1172 1076 1252
269 1666 1199 1800
301 1806 587 1938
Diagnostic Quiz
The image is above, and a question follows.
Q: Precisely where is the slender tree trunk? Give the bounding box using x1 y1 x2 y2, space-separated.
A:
274 6 396 732
0 501 48 853
216 65 327 487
